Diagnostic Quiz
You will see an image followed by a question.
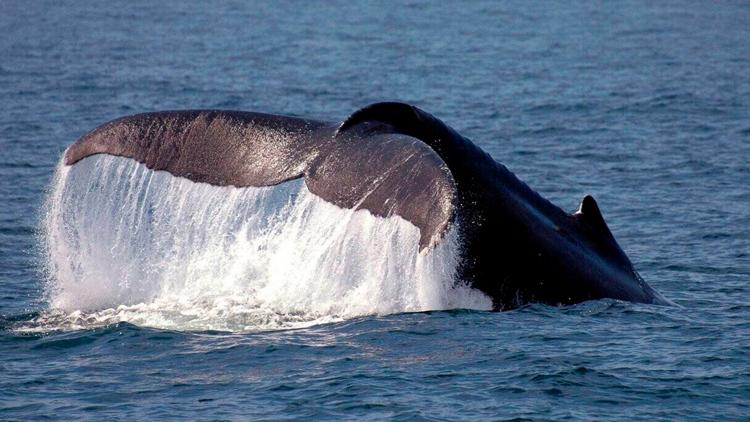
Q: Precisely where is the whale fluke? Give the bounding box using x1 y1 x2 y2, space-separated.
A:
61 102 668 310
64 107 457 250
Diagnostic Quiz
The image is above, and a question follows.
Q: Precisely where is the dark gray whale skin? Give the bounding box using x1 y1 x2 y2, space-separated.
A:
64 102 667 310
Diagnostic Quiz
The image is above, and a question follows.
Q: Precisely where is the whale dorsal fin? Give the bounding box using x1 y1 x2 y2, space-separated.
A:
573 195 634 267
575 195 618 240
575 195 608 231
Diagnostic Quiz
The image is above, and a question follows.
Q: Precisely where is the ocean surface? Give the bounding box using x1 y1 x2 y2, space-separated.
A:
1 1 749 420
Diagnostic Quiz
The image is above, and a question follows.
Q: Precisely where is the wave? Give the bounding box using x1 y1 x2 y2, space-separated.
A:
33 155 490 332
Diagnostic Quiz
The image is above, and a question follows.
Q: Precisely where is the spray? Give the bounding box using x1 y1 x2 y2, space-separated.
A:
36 155 490 332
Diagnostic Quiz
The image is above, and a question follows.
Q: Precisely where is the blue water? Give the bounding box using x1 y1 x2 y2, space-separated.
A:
2 1 749 419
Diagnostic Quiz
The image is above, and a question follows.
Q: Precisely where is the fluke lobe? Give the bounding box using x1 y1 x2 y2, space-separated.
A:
64 102 667 310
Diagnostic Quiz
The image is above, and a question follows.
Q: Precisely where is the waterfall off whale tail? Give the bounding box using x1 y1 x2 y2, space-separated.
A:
40 155 491 332
41 102 666 332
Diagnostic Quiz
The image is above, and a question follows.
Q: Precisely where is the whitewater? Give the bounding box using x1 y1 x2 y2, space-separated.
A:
34 154 490 332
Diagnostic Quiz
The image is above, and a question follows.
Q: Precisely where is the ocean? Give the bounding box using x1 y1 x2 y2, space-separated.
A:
1 1 748 420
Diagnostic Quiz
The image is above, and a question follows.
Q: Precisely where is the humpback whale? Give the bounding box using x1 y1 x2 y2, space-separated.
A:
63 102 667 310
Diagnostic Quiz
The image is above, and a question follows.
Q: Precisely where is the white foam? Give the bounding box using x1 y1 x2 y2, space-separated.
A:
36 154 490 332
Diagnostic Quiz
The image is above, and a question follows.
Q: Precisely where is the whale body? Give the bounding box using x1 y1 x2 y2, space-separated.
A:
64 102 667 310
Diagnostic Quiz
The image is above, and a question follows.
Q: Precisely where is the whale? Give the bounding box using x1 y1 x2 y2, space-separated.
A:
63 102 667 310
